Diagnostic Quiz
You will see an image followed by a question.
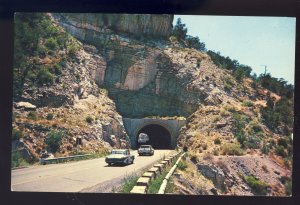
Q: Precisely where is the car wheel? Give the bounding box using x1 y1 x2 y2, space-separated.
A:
108 163 112 166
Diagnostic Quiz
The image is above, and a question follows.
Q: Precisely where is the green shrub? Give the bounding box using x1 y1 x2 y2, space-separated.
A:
243 135 262 149
56 33 69 46
249 122 263 134
279 176 290 186
275 145 287 157
224 83 232 91
148 169 169 194
68 43 79 55
37 45 48 57
85 116 94 124
47 50 55 56
27 111 38 120
261 143 271 155
220 108 230 117
45 130 64 153
177 160 188 171
232 113 251 146
27 70 37 81
233 65 252 82
280 176 292 195
285 180 292 195
221 143 244 156
58 59 67 67
12 128 23 141
242 101 254 107
51 64 62 75
244 175 269 195
261 97 293 133
213 115 221 122
119 174 139 193
37 68 55 85
46 113 54 120
277 138 288 148
45 37 58 50
225 76 235 86
214 138 221 145
11 151 29 168
213 148 219 156
269 139 276 146
287 145 293 157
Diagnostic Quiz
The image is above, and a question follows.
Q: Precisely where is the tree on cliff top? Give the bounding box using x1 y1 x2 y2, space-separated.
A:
186 35 206 52
172 18 187 42
172 18 206 52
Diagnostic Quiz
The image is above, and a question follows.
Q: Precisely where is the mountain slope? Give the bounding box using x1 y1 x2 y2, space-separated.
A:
12 13 293 196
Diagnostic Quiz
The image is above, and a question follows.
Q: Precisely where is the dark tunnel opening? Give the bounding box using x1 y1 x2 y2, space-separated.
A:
137 124 171 149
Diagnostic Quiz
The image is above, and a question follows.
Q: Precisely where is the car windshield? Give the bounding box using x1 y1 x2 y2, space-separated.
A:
140 145 150 149
111 150 126 154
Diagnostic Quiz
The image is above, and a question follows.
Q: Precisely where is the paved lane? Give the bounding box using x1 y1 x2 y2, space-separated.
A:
11 150 174 192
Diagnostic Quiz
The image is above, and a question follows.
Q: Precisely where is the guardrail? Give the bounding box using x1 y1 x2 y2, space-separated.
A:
130 151 182 194
40 154 92 165
158 152 186 194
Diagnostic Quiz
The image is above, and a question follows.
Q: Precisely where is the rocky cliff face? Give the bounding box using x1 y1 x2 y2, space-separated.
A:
53 14 219 118
54 13 173 41
12 15 130 162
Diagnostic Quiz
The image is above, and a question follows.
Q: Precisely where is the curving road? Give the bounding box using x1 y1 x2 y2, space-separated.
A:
11 150 174 192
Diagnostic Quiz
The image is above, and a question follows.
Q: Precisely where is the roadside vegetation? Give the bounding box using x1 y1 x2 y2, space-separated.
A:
148 169 169 194
11 151 30 168
45 130 64 153
14 13 80 100
119 174 140 193
243 175 270 195
119 155 180 194
279 176 292 196
220 142 244 156
148 157 178 194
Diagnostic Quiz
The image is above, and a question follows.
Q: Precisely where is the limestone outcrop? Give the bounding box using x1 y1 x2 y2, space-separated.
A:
53 13 173 41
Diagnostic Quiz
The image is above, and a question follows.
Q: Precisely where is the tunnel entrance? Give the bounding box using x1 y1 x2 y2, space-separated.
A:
136 124 171 149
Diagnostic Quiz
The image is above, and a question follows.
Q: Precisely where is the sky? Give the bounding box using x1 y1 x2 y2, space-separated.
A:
174 15 296 85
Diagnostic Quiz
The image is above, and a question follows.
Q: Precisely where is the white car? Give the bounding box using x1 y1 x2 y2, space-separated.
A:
138 145 154 156
138 133 149 144
105 149 135 166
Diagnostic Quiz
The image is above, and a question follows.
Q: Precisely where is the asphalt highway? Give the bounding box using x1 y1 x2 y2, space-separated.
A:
11 149 173 192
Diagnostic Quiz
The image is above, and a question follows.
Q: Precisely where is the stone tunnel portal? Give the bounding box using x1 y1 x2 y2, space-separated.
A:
123 118 186 150
137 124 171 149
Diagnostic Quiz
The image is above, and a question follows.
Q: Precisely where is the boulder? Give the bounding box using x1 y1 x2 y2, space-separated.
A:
15 102 36 110
197 162 227 191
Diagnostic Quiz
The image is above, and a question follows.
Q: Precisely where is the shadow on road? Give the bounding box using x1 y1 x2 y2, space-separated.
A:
104 163 132 167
